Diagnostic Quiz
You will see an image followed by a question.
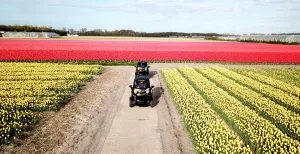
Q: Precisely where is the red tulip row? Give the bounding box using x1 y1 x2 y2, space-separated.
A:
0 40 300 63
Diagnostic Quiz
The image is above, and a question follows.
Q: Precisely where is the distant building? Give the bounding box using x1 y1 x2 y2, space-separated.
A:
0 31 4 37
218 36 239 40
169 36 188 38
239 35 300 43
3 32 60 38
192 36 205 38
67 34 79 36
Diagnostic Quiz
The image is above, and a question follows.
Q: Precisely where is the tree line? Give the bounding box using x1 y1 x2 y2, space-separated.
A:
0 25 68 36
77 29 220 37
0 25 220 37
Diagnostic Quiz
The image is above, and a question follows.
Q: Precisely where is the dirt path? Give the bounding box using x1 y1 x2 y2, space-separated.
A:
1 63 299 154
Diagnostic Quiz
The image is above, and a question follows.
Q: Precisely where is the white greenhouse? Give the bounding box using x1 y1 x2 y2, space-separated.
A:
239 35 300 43
2 32 60 38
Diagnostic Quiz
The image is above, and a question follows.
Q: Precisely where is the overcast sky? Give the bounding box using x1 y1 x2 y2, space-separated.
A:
0 0 299 34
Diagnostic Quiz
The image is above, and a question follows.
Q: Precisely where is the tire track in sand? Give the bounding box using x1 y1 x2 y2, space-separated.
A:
97 67 163 154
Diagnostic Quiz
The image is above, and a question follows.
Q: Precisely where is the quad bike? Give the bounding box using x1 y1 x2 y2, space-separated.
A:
129 76 155 108
135 61 150 77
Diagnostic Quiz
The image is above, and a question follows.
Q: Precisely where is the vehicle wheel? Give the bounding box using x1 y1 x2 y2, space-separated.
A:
149 100 154 108
129 100 134 108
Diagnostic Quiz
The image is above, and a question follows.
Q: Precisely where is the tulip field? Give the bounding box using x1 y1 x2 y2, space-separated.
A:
0 62 101 144
1 38 300 153
162 66 300 153
0 40 300 62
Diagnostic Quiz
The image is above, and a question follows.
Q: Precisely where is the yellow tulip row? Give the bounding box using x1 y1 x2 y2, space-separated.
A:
0 109 39 144
0 80 80 97
0 67 100 74
178 66 300 153
196 67 300 140
0 71 90 76
162 68 251 154
212 67 300 114
0 62 101 144
233 68 300 91
0 80 79 91
0 97 61 111
0 89 70 98
232 69 300 97
0 73 91 81
0 63 100 74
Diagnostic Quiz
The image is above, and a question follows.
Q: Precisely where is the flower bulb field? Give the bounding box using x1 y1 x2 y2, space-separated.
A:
0 63 101 144
163 66 300 153
0 38 300 154
0 40 300 62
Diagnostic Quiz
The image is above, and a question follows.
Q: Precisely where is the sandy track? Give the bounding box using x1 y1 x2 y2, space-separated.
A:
98 69 162 154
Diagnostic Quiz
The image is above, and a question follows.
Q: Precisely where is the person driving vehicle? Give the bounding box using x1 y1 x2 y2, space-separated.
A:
138 67 143 71
137 80 146 89
134 80 149 94
137 62 147 71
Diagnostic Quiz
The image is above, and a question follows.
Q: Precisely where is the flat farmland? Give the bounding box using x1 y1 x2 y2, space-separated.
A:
1 38 300 154
0 40 300 62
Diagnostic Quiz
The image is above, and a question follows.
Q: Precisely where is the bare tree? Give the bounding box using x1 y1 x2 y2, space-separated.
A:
81 28 87 33
94 29 103 32
69 28 75 34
